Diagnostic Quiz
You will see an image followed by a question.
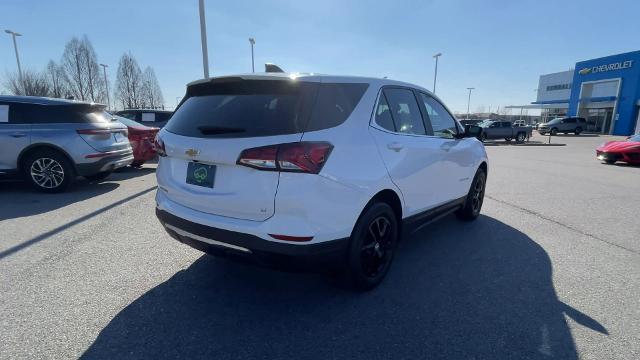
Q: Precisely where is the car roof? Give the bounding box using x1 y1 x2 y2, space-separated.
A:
0 95 102 106
186 72 431 93
116 109 172 113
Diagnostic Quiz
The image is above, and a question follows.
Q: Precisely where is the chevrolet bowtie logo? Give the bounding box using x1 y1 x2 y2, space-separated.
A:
185 148 200 157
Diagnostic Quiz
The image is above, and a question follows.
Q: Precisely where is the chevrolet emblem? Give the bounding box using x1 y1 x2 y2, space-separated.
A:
185 148 200 157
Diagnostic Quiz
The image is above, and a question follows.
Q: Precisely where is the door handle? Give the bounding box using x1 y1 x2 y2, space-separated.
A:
387 142 404 152
9 132 27 138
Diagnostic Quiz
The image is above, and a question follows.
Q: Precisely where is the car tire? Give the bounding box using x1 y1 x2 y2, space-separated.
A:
516 132 526 142
550 128 558 136
505 138 512 142
23 149 74 193
456 168 487 221
130 161 144 168
575 127 582 135
85 171 112 182
480 132 488 142
346 202 398 291
604 160 616 165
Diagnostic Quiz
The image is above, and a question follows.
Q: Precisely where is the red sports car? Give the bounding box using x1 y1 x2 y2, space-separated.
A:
116 116 160 167
596 134 640 165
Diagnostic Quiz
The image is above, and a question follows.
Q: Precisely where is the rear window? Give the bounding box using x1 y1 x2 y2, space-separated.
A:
6 103 109 124
165 80 367 138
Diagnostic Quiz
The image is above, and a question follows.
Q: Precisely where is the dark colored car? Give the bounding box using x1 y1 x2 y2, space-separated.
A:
596 134 640 164
114 116 160 167
478 120 532 142
538 117 586 135
115 109 173 128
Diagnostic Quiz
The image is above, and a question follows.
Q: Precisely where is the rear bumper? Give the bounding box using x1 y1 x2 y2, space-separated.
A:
156 208 349 271
76 151 134 176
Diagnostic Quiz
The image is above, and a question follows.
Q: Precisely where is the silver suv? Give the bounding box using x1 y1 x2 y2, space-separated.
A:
0 96 133 192
537 117 586 135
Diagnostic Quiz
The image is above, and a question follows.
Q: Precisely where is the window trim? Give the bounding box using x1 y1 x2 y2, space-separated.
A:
416 91 462 138
370 86 431 137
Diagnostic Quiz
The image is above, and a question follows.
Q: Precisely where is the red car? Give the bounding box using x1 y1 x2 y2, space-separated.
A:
596 134 640 165
116 116 160 167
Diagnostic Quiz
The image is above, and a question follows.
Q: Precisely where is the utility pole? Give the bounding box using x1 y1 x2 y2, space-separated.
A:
249 38 255 73
466 87 475 120
99 63 110 110
5 29 24 93
432 53 441 94
198 0 210 78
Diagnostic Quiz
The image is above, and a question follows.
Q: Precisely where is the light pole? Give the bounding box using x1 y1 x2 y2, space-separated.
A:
5 29 24 93
432 52 441 94
99 63 110 110
249 38 255 73
198 0 210 78
466 87 475 120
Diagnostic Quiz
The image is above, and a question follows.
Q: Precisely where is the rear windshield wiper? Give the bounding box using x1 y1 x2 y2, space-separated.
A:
197 126 246 135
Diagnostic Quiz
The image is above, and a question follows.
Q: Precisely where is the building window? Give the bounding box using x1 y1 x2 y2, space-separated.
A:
546 84 572 91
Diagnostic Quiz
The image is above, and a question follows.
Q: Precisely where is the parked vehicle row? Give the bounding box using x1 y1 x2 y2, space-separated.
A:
154 73 488 290
0 96 167 192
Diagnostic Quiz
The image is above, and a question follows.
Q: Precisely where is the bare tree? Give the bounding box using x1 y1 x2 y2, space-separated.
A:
141 66 164 109
61 35 104 102
3 69 51 97
115 52 143 109
46 60 70 98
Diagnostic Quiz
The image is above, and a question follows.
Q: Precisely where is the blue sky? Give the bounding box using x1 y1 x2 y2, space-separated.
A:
1 0 639 113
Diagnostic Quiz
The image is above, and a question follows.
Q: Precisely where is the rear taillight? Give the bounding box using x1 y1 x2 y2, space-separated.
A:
237 142 333 174
154 134 167 157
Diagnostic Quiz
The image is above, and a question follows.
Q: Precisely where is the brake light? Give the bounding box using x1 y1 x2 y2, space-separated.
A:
237 142 333 174
154 134 167 157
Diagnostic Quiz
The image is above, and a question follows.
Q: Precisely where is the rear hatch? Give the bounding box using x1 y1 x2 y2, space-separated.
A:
74 107 131 153
158 77 367 221
159 79 318 221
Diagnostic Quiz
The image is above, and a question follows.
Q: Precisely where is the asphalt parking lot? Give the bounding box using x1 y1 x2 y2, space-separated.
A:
1 134 639 359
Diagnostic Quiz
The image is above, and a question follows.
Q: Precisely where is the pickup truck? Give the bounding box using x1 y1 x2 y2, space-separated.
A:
478 120 533 142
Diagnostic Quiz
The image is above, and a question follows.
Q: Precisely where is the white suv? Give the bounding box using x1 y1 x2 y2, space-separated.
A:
155 73 488 289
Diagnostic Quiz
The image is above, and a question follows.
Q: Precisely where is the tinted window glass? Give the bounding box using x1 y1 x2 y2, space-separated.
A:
155 112 172 122
117 112 137 120
166 80 318 138
502 122 511 127
374 92 395 131
419 93 458 138
383 88 426 135
7 103 108 124
564 118 577 123
305 83 368 132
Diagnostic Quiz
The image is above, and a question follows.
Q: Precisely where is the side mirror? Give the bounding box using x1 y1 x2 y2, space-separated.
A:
463 125 482 139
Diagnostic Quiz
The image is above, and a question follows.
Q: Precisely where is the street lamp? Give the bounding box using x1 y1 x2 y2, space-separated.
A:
198 0 210 78
466 87 475 120
99 63 110 110
432 52 442 94
5 29 24 93
249 38 255 73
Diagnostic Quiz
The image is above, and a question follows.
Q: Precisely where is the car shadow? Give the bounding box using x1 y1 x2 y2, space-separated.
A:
81 215 606 359
0 166 154 221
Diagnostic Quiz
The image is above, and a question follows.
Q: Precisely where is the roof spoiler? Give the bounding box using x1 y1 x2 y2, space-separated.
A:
265 63 285 73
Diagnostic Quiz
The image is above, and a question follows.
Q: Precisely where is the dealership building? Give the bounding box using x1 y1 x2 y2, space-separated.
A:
530 50 640 135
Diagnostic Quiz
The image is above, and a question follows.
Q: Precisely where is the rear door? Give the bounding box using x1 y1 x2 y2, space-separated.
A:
368 87 449 215
157 79 319 221
0 103 31 171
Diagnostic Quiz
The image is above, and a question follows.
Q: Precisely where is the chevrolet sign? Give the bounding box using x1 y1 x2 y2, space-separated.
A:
579 60 633 75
